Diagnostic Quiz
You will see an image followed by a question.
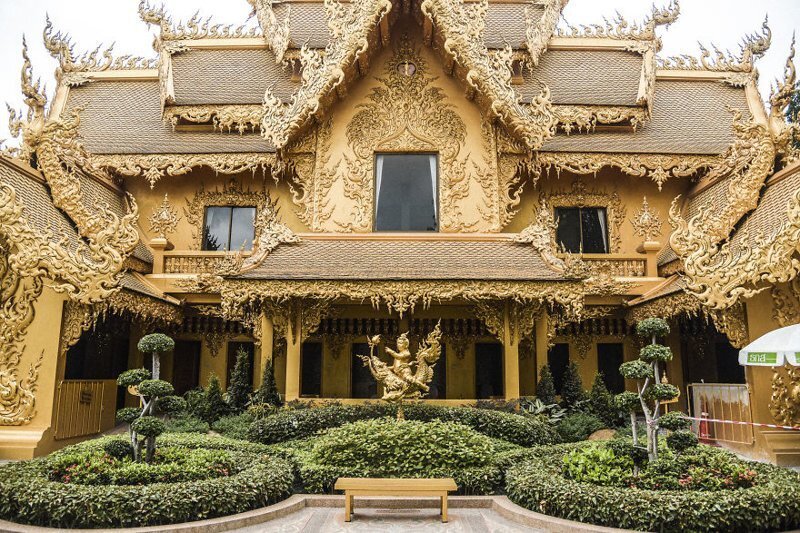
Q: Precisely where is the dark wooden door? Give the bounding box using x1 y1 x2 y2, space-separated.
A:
301 342 323 397
351 343 377 399
475 343 503 399
597 343 625 393
172 340 201 395
548 343 570 394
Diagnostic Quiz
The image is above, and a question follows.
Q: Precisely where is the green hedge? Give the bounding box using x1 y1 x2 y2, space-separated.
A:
506 442 800 532
0 434 293 529
248 402 558 446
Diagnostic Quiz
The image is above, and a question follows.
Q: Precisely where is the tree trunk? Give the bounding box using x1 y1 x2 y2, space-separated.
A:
152 352 160 381
630 411 638 446
145 437 156 463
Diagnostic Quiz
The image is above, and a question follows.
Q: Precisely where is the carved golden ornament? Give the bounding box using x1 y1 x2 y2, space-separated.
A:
770 365 800 427
553 105 648 134
43 16 156 87
572 335 593 360
204 331 226 358
148 194 180 239
536 152 715 191
525 0 564 66
474 301 505 340
658 18 771 72
556 0 679 42
769 36 799 165
707 303 748 349
360 321 443 403
630 196 663 241
248 0 291 63
421 0 558 150
542 181 626 253
627 289 701 324
59 302 98 358
93 153 277 189
183 180 272 250
102 289 183 328
139 1 261 42
772 279 800 328
261 0 393 149
164 105 263 135
238 199 300 273
514 199 586 278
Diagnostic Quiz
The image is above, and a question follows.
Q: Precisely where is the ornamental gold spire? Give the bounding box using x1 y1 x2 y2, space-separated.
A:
630 197 663 242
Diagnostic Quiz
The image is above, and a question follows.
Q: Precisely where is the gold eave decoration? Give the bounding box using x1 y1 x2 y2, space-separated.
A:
92 153 278 189
139 1 262 42
555 1 679 42
552 105 649 134
163 105 263 135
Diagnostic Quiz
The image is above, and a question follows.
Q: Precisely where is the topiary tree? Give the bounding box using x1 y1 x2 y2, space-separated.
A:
137 333 174 380
588 373 618 428
536 364 557 405
252 359 282 407
560 361 585 408
202 374 228 424
116 334 183 462
227 347 252 413
614 391 642 447
619 318 679 462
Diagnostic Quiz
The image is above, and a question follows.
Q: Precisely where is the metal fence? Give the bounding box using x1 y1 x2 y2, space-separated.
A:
53 380 108 440
686 383 754 444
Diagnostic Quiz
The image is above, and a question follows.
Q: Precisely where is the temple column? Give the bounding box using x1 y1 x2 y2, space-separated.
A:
502 301 521 400
284 305 302 401
534 309 550 393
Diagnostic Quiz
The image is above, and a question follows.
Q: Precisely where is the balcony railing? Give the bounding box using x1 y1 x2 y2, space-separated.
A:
161 251 252 274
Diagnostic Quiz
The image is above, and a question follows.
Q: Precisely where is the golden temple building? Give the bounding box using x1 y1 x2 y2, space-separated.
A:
1 0 799 464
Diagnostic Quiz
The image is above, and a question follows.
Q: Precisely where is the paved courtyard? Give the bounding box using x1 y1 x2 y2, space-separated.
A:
234 506 542 532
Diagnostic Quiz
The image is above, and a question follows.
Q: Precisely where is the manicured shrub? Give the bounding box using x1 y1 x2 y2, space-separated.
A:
588 373 619 428
203 374 229 424
252 360 282 407
156 395 187 415
213 413 256 440
506 442 800 532
117 368 151 387
667 430 699 453
103 440 132 460
137 379 174 398
536 364 557 405
115 407 140 425
560 361 585 407
659 411 691 431
636 317 670 338
0 434 293 529
556 412 605 442
164 415 209 434
137 333 175 354
227 347 253 413
563 445 632 486
640 344 673 363
619 360 652 380
131 416 166 438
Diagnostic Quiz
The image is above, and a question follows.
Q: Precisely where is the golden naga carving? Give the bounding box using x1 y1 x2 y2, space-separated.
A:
139 1 261 42
93 153 277 189
421 0 558 150
553 105 648 134
248 0 291 63
148 194 180 240
103 289 184 328
360 321 443 403
163 105 263 135
658 17 771 72
525 0 565 66
630 196 663 241
43 16 156 86
535 152 714 191
769 37 799 165
556 0 679 42
261 0 393 149
238 197 300 273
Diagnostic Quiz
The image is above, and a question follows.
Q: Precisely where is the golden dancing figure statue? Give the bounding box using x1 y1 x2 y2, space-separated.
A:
359 321 442 411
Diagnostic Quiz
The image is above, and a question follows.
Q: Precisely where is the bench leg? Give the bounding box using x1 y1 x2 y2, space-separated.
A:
441 494 448 523
344 493 351 522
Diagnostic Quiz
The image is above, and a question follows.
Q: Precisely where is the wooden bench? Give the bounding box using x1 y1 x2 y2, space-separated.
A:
333 477 458 522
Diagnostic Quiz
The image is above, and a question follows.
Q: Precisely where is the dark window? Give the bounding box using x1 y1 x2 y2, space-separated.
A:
475 343 503 399
172 341 201 396
555 207 609 253
351 343 377 399
597 343 625 394
375 154 438 231
226 341 255 388
548 343 570 394
428 345 446 399
715 341 745 384
202 206 256 251
301 342 323 397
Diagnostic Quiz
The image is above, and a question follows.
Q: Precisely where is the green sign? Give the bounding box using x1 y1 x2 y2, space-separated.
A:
746 352 778 365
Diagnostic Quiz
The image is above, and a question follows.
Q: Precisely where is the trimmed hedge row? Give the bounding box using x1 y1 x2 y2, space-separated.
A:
0 434 293 529
248 402 558 446
506 442 800 532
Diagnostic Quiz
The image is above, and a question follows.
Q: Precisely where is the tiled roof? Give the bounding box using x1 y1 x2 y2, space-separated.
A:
541 80 750 155
172 48 297 105
627 274 686 306
120 271 179 304
485 3 543 49
236 237 564 280
519 49 643 106
64 80 273 154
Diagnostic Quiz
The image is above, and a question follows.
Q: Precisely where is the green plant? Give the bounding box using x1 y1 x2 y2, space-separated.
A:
137 333 175 381
518 397 567 424
0 434 292 529
156 395 187 415
667 430 699 453
227 347 252 413
562 444 633 486
614 391 642 446
560 361 585 408
619 317 679 462
213 413 256 440
102 440 132 460
117 368 151 387
659 411 691 431
506 442 800 532
556 412 605 442
588 373 619 428
164 415 210 434
536 364 557 405
252 359 282 407
201 374 229 424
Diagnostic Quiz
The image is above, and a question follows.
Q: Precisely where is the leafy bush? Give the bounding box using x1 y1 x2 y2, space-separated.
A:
667 430 699 453
156 395 187 415
556 412 605 442
0 434 293 528
588 373 620 428
563 445 632 486
102 440 132 460
560 362 585 407
227 347 253 413
640 344 673 363
506 442 800 532
636 317 670 338
248 403 558 447
137 379 174 398
537 364 557 405
252 360 282 407
619 360 652 380
131 416 165 438
518 397 567 424
115 407 140 424
659 411 691 431
203 374 229 424
117 368 151 387
213 413 256 440
164 415 210 434
137 333 175 354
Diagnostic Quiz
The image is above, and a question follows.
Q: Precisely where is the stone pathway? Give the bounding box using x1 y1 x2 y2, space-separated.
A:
234 507 543 532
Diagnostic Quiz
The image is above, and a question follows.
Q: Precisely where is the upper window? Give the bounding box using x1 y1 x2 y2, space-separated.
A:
202 206 256 251
555 207 609 254
375 154 438 232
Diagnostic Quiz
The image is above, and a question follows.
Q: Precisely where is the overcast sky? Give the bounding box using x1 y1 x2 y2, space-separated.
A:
0 0 798 145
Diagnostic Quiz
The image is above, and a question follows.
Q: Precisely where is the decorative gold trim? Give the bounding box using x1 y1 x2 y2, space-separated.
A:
249 0 292 63
163 105 263 134
148 194 180 240
139 1 262 42
525 0 564 66
103 288 183 327
630 196 663 242
553 105 648 134
556 1 679 41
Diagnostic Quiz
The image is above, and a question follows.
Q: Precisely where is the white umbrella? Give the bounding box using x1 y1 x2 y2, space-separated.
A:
738 323 800 367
